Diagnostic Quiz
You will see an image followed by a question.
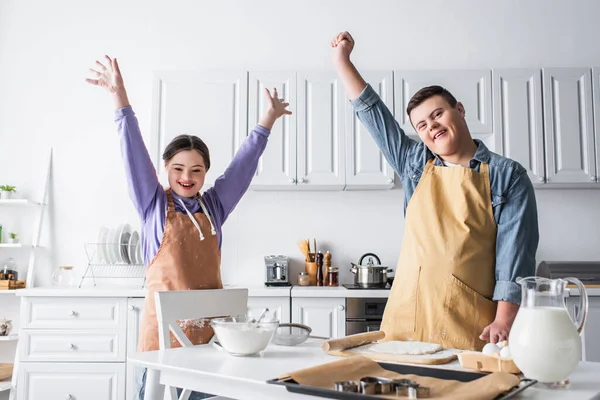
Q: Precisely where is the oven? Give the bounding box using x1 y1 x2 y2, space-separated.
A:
345 298 388 335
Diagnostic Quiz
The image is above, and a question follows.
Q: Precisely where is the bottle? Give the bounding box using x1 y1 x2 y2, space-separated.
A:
327 266 339 287
316 252 324 286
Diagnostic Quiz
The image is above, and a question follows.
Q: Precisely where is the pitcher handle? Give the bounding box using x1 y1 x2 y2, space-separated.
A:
565 277 588 335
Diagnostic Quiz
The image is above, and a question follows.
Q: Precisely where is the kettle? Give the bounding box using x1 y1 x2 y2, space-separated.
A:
350 253 393 288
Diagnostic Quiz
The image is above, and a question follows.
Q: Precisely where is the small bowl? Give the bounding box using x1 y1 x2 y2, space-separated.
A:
210 316 279 356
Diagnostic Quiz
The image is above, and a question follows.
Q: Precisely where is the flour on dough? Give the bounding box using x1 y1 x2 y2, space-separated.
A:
350 341 443 355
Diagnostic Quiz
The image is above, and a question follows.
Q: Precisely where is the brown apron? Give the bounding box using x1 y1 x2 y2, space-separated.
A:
138 189 223 352
381 158 498 351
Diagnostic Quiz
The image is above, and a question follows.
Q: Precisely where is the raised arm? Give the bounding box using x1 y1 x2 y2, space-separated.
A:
331 32 419 178
86 56 161 220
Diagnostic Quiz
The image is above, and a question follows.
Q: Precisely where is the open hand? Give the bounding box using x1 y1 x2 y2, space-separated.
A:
330 31 355 65
258 87 292 131
480 318 513 344
85 55 125 94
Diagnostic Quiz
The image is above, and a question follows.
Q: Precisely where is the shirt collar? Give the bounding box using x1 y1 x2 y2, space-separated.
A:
429 139 491 167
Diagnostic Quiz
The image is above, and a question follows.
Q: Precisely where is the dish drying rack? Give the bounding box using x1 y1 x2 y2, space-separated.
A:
80 243 146 288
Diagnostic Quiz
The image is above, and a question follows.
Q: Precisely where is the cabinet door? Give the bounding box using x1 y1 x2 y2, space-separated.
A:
543 68 597 184
151 71 248 188
126 298 145 400
249 72 297 189
493 69 545 185
394 70 493 138
591 68 600 182
18 362 125 400
580 297 600 362
247 296 291 324
292 298 345 339
345 71 395 190
296 72 345 190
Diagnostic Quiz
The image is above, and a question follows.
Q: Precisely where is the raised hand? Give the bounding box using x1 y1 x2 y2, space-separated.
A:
258 87 292 131
330 31 355 65
86 55 130 109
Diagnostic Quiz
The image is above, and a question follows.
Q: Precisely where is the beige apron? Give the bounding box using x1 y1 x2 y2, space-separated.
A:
381 158 497 351
138 189 223 352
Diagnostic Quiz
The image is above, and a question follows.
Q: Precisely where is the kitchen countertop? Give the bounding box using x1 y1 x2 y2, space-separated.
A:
291 286 391 298
130 339 600 400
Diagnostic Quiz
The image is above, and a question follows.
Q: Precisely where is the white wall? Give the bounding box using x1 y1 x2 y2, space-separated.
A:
0 0 599 288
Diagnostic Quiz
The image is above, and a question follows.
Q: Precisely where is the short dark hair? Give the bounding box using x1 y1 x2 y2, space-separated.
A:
406 85 458 118
162 134 211 171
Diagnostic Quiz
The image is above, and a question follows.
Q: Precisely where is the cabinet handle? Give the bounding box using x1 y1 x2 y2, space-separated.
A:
65 395 72 400
337 305 345 311
299 178 306 183
128 305 136 311
69 310 76 317
68 343 74 350
538 177 545 183
387 178 393 184
591 176 597 182
288 178 296 184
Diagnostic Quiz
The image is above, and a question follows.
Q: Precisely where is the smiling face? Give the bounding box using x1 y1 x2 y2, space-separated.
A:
164 150 207 197
409 94 470 158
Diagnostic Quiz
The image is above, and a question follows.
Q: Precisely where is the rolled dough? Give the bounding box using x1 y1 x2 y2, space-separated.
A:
349 341 443 355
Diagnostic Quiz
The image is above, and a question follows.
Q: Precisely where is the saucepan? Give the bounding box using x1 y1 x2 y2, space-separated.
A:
350 253 394 288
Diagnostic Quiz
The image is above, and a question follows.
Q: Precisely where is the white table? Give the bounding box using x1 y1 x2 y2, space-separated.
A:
129 340 600 399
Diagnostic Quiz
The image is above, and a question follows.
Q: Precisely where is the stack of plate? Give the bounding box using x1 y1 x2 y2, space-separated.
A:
96 224 142 265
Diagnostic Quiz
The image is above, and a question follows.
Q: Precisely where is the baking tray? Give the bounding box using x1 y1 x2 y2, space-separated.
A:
267 362 537 399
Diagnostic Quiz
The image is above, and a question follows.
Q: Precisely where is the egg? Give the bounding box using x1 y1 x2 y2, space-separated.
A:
482 342 501 356
500 345 511 359
497 340 508 349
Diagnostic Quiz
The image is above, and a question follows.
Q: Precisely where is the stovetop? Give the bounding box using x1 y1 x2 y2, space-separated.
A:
342 284 391 290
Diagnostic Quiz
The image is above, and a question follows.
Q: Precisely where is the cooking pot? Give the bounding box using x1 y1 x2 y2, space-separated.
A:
350 253 393 288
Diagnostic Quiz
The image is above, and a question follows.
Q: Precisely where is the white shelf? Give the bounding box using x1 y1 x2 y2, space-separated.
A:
0 244 31 248
0 291 18 295
0 335 17 341
0 199 39 206
0 381 11 392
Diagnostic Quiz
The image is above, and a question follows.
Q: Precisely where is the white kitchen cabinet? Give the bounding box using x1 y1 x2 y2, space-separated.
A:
126 298 144 400
291 298 345 339
151 70 248 188
493 69 545 185
542 68 597 184
248 71 298 189
18 362 125 400
247 296 290 324
567 295 600 362
591 68 600 181
249 72 346 190
345 71 395 190
393 69 493 139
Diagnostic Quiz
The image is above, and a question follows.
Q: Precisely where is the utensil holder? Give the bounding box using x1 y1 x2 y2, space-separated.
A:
305 262 317 286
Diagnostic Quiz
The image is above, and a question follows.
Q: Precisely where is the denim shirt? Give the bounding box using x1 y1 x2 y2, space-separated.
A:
351 84 539 304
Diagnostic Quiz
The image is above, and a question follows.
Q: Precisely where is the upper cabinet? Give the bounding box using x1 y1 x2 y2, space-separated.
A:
394 70 493 139
493 69 545 185
151 71 248 188
345 71 395 190
592 68 600 182
542 68 597 184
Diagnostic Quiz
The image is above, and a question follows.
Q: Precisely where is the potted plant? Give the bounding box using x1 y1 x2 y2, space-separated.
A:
0 185 17 200
8 233 18 244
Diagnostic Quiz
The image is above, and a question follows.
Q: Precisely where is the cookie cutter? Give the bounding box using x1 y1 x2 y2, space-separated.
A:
358 376 395 395
392 378 430 399
333 380 358 392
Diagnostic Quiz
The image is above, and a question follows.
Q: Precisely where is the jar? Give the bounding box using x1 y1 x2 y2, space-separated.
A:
1 258 18 280
297 272 311 286
52 266 77 287
327 266 339 287
0 317 12 336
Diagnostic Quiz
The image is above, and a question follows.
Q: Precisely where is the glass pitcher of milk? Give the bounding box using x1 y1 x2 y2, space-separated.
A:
509 276 588 386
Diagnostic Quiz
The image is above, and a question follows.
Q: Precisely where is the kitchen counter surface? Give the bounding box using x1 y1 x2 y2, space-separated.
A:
130 339 600 400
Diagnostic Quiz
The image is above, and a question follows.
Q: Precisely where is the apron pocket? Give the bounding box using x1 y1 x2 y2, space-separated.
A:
442 274 497 350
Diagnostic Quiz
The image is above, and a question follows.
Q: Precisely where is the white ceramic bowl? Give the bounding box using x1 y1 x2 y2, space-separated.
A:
210 316 279 356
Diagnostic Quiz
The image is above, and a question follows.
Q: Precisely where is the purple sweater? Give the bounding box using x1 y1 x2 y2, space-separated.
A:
115 106 269 267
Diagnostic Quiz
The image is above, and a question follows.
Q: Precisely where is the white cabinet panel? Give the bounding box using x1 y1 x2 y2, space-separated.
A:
247 296 290 324
297 72 345 189
126 298 145 400
345 71 395 190
543 68 597 184
20 330 125 362
18 362 125 400
21 297 126 330
581 297 600 362
493 69 545 185
249 71 297 189
394 69 493 138
292 298 345 339
591 68 600 181
151 71 248 188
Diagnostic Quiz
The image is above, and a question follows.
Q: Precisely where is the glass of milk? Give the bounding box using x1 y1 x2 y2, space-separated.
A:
509 276 588 387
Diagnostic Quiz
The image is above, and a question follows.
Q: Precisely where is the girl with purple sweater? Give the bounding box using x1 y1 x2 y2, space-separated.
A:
86 56 290 400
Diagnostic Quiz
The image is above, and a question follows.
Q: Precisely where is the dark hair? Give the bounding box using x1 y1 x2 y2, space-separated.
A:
406 85 458 118
162 134 211 171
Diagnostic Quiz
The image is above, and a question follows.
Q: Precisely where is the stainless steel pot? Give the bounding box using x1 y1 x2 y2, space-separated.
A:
350 253 393 288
